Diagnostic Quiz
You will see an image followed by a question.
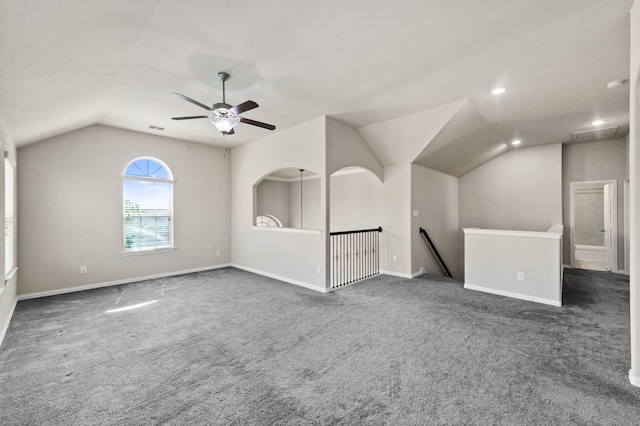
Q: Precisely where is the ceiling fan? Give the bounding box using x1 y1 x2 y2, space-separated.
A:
171 72 276 135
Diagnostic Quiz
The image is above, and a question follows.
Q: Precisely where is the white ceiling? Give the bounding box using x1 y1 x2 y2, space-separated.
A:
0 0 633 175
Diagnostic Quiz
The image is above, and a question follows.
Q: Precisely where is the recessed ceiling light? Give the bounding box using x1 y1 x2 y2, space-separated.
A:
591 120 605 126
511 139 521 145
491 87 507 95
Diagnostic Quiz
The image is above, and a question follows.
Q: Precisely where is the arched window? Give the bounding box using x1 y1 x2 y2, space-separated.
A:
256 214 283 228
123 158 173 253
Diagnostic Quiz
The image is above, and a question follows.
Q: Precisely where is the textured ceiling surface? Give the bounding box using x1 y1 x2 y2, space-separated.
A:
0 0 632 174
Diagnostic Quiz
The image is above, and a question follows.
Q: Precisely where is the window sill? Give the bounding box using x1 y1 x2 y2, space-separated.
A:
5 266 17 282
122 247 176 256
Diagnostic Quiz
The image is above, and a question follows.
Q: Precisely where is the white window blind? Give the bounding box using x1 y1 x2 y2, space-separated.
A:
123 158 173 253
5 158 14 276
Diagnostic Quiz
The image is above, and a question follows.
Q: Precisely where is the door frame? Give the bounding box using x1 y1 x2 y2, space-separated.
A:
569 179 618 271
624 178 630 275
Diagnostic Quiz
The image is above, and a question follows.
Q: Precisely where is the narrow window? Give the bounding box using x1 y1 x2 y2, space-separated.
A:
123 158 173 253
4 157 14 277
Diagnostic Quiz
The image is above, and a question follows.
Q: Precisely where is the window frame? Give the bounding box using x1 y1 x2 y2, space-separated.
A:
122 157 175 255
4 156 16 281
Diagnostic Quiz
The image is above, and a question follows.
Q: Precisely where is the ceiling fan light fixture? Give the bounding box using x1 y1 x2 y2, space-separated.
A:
491 87 507 95
210 116 238 134
172 71 275 135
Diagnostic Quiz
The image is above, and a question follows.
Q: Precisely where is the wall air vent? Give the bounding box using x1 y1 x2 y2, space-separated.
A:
571 126 618 142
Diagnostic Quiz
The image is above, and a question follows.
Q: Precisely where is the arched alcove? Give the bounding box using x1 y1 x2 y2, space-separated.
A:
254 167 321 229
329 166 382 233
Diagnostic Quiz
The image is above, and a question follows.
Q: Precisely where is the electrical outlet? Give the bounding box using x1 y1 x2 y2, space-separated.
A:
216 250 220 257
413 210 419 217
393 256 398 263
517 272 525 281
316 266 321 274
80 266 87 274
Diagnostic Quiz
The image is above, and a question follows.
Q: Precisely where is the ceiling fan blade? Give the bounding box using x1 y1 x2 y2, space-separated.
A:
172 93 212 111
239 117 276 131
230 100 259 115
172 115 211 120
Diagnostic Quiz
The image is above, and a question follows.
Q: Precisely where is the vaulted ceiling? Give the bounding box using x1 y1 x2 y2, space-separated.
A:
0 0 632 175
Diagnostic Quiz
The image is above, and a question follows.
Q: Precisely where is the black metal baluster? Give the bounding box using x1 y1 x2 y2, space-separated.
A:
329 227 382 288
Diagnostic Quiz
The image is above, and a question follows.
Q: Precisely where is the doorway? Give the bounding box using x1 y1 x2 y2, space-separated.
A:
569 180 617 271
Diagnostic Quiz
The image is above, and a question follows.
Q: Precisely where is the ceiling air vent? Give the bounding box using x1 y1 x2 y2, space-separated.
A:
571 126 618 142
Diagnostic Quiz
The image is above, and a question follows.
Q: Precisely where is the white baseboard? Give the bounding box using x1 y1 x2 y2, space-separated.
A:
230 263 329 293
18 264 231 301
379 269 413 279
0 297 18 349
630 370 640 387
464 283 562 307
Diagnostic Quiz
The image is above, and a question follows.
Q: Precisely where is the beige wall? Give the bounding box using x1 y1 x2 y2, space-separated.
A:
330 170 382 233
17 125 230 296
459 143 563 232
464 228 563 306
378 164 412 276
289 178 321 230
231 117 327 290
256 179 291 227
326 116 382 179
562 138 628 270
411 164 460 278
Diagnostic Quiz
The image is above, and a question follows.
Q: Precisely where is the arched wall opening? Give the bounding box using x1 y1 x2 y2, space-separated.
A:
329 166 383 233
254 167 321 230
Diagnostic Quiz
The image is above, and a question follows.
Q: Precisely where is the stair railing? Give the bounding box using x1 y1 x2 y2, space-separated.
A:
330 227 382 289
419 227 452 277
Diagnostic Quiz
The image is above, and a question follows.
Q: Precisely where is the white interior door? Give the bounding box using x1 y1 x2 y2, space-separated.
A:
603 183 613 271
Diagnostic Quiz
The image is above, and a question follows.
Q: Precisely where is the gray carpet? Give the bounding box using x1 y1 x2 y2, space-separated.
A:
1 267 639 425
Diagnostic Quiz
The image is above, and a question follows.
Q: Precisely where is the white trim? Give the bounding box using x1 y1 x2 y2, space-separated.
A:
0 297 18 349
464 283 562 307
624 178 630 274
230 263 329 293
4 266 17 282
123 175 175 184
569 180 617 270
329 274 378 290
379 269 414 279
462 227 563 240
123 156 174 180
251 226 322 235
17 264 230 300
630 370 640 387
121 247 176 256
